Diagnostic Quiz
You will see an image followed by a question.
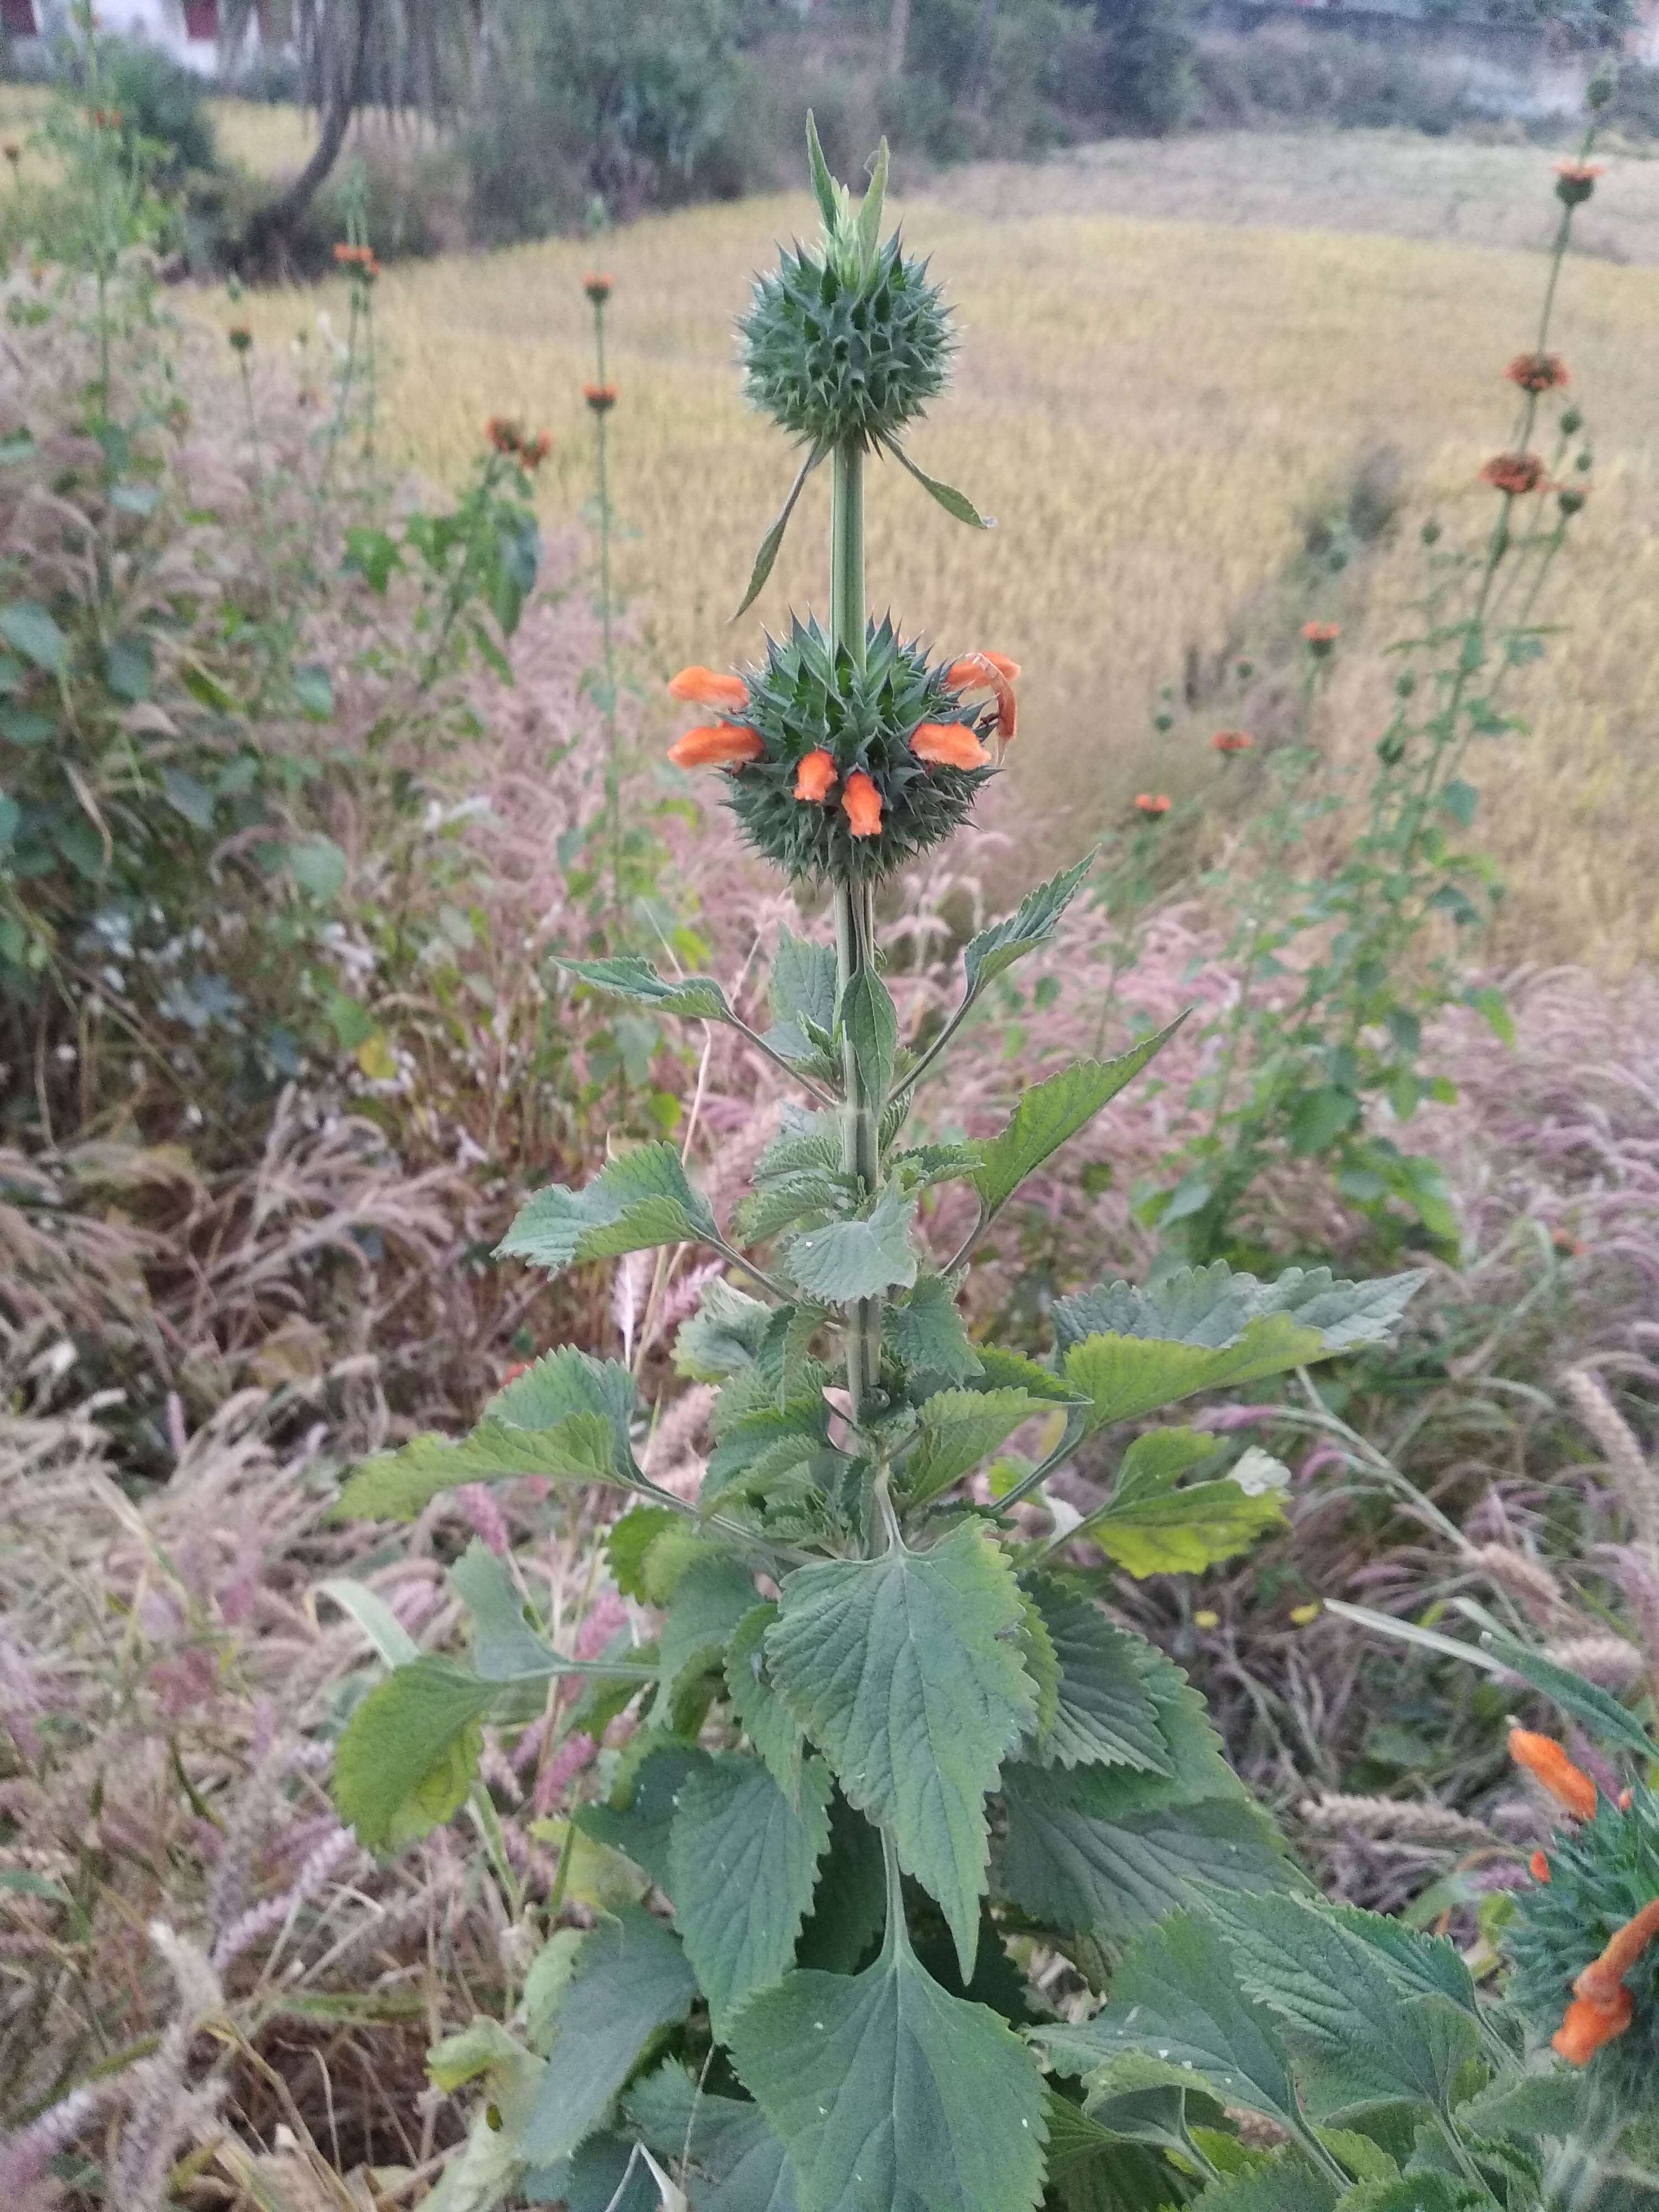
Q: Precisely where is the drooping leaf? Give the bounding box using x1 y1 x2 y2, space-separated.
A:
901 1386 1040 1505
883 1274 983 1384
841 966 898 1115
521 1907 699 2165
959 853 1097 1002
609 1505 685 1601
971 1344 1089 1404
782 1180 918 1305
333 1412 625 1521
1061 1315 1328 1436
728 1940 1047 2212
881 434 995 530
727 1604 806 1801
1023 1580 1168 1772
669 1754 833 2033
676 1280 775 1382
972 1025 1184 1223
561 954 733 1023
498 1145 720 1277
1052 1262 1426 1359
451 1541 555 1682
734 440 829 620
701 1398 833 1506
1031 1911 1308 2140
1075 1462 1287 1579
333 1656 493 1852
626 2062 800 2212
766 1524 1035 1979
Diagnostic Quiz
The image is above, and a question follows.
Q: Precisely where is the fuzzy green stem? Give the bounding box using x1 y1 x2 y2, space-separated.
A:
831 439 882 1428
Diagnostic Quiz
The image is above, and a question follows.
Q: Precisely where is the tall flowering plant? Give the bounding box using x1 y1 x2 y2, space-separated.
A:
328 130 1432 2211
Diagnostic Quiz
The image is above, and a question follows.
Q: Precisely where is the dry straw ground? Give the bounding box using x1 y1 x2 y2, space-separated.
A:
208 128 1659 971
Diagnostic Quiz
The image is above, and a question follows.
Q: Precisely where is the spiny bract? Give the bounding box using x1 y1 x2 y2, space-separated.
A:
740 233 953 450
722 615 993 883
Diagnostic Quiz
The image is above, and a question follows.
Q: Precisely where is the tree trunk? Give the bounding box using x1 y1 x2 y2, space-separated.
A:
886 0 911 77
242 0 378 272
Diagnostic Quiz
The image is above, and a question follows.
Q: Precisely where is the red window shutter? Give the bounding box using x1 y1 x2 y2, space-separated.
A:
0 0 39 36
183 0 217 36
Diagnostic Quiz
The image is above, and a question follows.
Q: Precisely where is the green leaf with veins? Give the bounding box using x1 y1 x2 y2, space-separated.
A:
888 1142 984 1191
333 1656 492 1851
1192 2154 1340 2212
451 1541 555 1682
334 1411 625 1521
625 2061 800 2212
902 1386 1041 1504
669 1753 833 2034
771 924 839 1050
655 1556 761 1710
702 1398 834 1506
727 1602 806 1801
735 1170 852 1245
520 1906 698 2166
485 1345 640 1438
841 964 898 1113
676 1280 774 1381
728 1936 1047 2212
560 954 733 1023
1061 1315 1327 1435
1114 1426 1227 1489
1052 1260 1426 1357
1076 1466 1287 1579
577 1743 711 1891
972 1344 1089 1404
766 1523 1036 1979
782 1179 919 1304
972 1022 1185 1222
959 852 1098 1000
883 1273 983 1383
498 1144 719 1277
1023 1579 1168 1772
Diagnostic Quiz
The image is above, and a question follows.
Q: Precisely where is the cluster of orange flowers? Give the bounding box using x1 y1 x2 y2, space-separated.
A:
583 272 613 305
485 417 551 468
1505 351 1569 394
1553 159 1603 207
585 383 619 414
1302 619 1339 654
333 242 382 280
1510 1729 1657 2063
1134 792 1171 816
665 651 1019 839
1212 729 1252 755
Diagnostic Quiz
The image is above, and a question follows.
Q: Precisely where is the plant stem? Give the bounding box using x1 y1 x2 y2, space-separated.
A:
592 293 622 920
830 439 883 1432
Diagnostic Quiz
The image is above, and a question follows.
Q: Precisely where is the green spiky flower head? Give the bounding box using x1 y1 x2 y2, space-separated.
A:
688 618 998 885
1505 1782 1659 2103
739 124 951 453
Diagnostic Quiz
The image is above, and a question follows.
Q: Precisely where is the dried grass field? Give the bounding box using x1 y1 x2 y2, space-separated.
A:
215 131 1659 970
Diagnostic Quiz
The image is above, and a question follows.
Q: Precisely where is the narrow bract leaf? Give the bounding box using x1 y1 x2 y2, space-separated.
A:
452 1541 556 1682
728 1943 1047 2212
499 1145 719 1277
901 1386 1040 1505
734 441 828 620
973 1022 1185 1222
766 1524 1035 1978
804 111 839 232
855 137 890 268
333 1656 493 1852
669 1754 833 2034
881 434 994 530
841 966 898 1115
962 853 1097 1001
562 954 733 1024
783 1180 918 1305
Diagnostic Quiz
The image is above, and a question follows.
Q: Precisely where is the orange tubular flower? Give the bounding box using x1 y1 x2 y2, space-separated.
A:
911 721 990 770
668 666 750 712
1302 620 1339 653
1508 1728 1599 1820
1212 729 1253 755
1575 1898 1659 2007
1553 1986 1634 2064
585 383 618 413
667 724 764 771
945 651 1019 742
1530 1850 1552 1883
584 272 613 304
1135 792 1171 816
842 770 883 837
1506 351 1569 393
1481 452 1548 497
794 749 837 802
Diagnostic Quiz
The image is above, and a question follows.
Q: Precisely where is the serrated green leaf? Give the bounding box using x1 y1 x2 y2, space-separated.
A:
333 1656 492 1852
702 1399 832 1507
961 853 1097 1000
521 1907 698 2165
902 1386 1040 1505
1332 2178 1481 2212
488 1342 640 1440
658 1557 761 1708
561 954 732 1022
1053 1261 1426 1358
767 928 839 1070
609 1505 684 1600
525 2133 662 2212
1194 2152 1339 2212
782 1179 918 1305
669 1754 833 2034
883 1274 983 1384
972 1344 1088 1403
1031 1911 1307 2140
841 966 898 1115
1116 1426 1228 1488
734 441 828 620
881 434 995 530
1454 2072 1587 2140
1077 1467 1287 1579
766 1524 1035 1979
1203 1892 1479 2120
973 1024 1183 1222
626 2062 800 2212
728 1939 1046 2212
734 1170 850 1246
996 1766 1291 1937
1015 1585 1060 1746
675 1280 774 1382
1321 1905 1479 2021
577 1743 712 1891
499 1145 719 1277
1024 1580 1168 1772
451 1541 553 1681
728 1603 806 1801
334 1411 624 1521
1062 1314 1326 1436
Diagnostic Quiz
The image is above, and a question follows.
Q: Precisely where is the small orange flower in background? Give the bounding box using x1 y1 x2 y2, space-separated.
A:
1212 729 1253 755
794 749 837 803
585 383 618 414
1554 1986 1633 2064
1481 452 1548 497
1554 160 1604 206
1529 1850 1551 1883
487 416 521 456
945 651 1019 742
842 770 883 837
1508 1727 1599 1820
1135 792 1171 816
522 431 552 469
1552 1898 1659 2064
583 272 613 304
1506 351 1569 393
911 721 990 770
667 723 764 771
668 665 749 712
1302 620 1339 654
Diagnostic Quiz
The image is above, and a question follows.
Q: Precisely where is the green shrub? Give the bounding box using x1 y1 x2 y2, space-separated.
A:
1196 24 1480 134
